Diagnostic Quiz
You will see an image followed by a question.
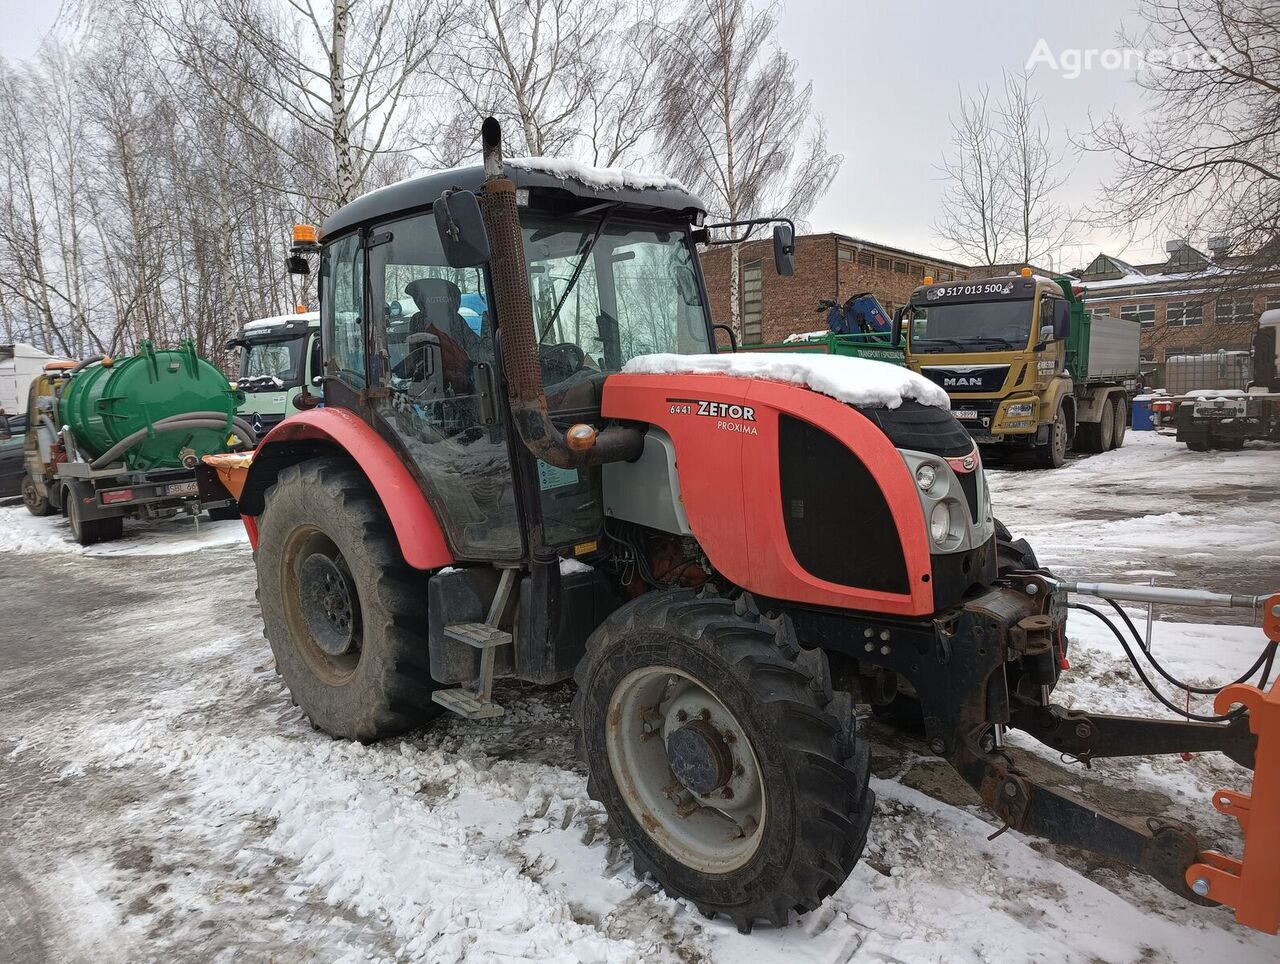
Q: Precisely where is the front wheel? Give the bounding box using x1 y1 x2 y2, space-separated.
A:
256 457 442 741
22 473 51 517
1035 407 1068 468
574 589 873 933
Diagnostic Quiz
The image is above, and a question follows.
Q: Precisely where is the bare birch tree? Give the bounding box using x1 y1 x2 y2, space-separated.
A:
130 0 459 209
432 0 659 166
998 70 1072 265
934 86 1013 267
653 0 841 335
1087 0 1280 287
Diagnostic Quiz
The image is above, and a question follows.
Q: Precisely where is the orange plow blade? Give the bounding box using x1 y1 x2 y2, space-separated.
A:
1185 592 1280 934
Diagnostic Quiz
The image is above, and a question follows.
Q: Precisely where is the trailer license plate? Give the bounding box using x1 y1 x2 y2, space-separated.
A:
954 408 978 420
167 481 199 496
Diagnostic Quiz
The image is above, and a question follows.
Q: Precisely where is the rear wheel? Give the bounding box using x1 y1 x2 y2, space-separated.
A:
68 493 124 545
574 589 873 933
256 457 442 741
1111 395 1128 449
1035 407 1068 468
22 474 51 517
1098 397 1116 451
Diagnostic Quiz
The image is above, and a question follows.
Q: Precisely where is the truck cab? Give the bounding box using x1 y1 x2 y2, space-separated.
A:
229 311 321 434
900 272 1135 468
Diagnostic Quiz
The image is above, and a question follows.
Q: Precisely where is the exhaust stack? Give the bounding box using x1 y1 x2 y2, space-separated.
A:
477 117 643 469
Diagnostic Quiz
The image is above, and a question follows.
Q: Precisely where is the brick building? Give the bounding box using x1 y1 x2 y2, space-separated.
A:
699 233 972 344
1074 241 1280 370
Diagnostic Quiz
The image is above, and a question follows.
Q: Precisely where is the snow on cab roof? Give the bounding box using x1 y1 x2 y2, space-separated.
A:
623 352 950 410
505 157 690 194
242 312 320 333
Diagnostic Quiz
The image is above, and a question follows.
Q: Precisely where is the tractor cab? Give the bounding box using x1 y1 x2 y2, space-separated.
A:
300 148 752 560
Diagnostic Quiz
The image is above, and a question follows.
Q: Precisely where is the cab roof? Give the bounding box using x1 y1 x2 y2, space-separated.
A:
321 159 707 240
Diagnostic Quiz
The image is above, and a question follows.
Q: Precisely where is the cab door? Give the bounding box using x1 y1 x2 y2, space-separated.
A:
363 211 522 561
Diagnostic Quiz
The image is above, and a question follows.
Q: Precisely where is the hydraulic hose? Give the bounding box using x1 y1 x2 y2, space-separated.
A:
1103 597 1276 696
89 412 257 469
1068 602 1274 723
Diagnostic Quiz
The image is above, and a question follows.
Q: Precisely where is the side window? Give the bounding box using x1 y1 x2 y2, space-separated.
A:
366 212 519 559
321 233 365 386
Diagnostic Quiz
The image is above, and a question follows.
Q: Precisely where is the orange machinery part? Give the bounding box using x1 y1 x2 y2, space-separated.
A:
201 452 253 501
1186 590 1280 934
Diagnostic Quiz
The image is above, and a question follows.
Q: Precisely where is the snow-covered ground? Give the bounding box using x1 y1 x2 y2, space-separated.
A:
1 431 1277 962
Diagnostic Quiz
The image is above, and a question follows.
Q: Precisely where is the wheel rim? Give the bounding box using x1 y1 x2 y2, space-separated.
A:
1053 415 1066 460
22 478 42 511
1100 402 1114 449
605 665 766 874
282 525 363 682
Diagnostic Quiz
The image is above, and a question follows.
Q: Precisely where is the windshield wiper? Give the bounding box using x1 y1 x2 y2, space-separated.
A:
539 205 616 341
913 337 967 351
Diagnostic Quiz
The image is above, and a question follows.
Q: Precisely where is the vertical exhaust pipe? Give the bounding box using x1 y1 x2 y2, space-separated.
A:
477 118 643 469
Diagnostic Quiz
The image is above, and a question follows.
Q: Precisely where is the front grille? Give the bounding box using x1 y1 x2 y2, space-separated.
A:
857 400 974 458
778 414 909 594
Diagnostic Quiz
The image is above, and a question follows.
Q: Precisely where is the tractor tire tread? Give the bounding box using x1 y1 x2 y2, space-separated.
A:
572 586 874 933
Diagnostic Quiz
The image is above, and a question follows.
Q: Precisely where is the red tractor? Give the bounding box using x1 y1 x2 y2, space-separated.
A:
217 120 1278 935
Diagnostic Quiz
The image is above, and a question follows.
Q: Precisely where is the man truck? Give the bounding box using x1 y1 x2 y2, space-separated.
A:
898 270 1140 468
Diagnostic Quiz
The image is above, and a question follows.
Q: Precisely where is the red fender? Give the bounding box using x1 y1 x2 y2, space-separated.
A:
247 408 453 570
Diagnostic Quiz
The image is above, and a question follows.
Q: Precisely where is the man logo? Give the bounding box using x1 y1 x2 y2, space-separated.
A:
943 376 982 387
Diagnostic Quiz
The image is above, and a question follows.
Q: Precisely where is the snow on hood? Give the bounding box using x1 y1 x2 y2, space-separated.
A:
623 352 951 410
506 157 690 194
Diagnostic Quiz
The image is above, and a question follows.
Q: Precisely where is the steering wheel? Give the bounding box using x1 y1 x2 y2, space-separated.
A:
539 342 586 383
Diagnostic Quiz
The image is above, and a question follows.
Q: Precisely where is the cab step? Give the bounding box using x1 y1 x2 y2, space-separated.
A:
431 567 518 721
432 687 505 720
444 622 512 649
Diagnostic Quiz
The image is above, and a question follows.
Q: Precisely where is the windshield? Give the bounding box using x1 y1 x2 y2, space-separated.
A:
521 215 711 373
907 300 1034 353
240 336 306 385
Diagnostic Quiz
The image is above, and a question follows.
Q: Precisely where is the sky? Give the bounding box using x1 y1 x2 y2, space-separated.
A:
0 0 1165 270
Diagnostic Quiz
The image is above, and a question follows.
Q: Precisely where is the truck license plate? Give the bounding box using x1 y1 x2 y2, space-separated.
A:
954 408 979 420
167 480 199 496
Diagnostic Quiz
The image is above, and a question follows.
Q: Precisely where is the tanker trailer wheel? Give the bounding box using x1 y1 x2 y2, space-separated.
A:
22 473 52 517
573 589 873 933
256 457 442 741
67 487 124 546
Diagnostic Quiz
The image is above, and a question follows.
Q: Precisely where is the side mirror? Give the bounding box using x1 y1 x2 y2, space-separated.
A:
434 190 490 268
1053 299 1072 339
0 414 11 441
891 307 906 348
772 223 795 277
292 391 320 411
287 254 310 275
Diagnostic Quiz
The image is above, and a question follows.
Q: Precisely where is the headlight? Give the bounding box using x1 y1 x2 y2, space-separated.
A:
915 463 938 491
930 502 951 543
1006 402 1034 418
